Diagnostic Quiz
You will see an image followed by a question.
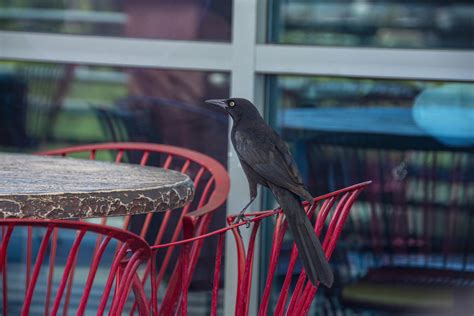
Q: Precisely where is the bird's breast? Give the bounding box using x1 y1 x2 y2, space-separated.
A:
234 130 253 152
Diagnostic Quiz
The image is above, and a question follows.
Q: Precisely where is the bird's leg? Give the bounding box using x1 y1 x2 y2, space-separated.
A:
233 196 255 227
233 172 258 227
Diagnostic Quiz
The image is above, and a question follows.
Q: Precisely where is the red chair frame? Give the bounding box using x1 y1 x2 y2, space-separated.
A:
0 219 151 316
39 142 230 315
148 181 370 315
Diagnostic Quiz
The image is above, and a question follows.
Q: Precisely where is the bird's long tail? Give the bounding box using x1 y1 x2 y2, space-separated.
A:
269 184 334 287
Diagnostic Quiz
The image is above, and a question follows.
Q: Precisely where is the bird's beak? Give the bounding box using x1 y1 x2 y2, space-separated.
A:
205 99 227 110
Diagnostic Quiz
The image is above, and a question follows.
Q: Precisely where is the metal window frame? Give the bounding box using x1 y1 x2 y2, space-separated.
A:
2 31 473 81
1 0 474 314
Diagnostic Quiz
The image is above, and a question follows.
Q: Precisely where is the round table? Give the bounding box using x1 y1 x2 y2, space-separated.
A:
0 153 194 219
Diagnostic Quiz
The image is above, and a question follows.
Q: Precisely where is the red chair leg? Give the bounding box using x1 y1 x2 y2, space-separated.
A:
131 273 150 316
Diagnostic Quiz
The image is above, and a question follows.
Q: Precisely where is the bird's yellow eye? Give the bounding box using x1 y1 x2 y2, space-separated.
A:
229 101 235 107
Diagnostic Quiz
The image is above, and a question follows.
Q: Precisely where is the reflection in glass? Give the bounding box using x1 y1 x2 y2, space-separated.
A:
0 0 232 41
413 84 474 146
0 61 229 156
269 0 474 49
266 75 474 314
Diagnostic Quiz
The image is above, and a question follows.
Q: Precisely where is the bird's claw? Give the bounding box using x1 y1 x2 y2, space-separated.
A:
233 213 251 228
244 217 251 228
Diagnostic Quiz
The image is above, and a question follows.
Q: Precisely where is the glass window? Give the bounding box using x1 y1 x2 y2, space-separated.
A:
0 0 232 42
265 75 474 312
0 61 230 158
0 59 229 314
268 0 474 49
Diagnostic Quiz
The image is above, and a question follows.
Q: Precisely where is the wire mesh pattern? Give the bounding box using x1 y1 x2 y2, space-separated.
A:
39 142 230 315
148 181 370 315
0 219 151 316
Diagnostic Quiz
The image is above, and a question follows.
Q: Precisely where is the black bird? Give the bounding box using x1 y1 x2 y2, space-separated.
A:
205 98 334 287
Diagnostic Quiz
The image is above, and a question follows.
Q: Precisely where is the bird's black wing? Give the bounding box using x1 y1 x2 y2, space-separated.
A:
272 130 306 183
234 128 313 201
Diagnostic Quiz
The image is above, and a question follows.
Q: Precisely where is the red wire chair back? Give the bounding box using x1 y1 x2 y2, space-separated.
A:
147 181 370 315
39 142 230 315
0 219 151 316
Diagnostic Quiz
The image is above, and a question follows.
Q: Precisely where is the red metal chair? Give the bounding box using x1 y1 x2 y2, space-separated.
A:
0 219 151 315
39 142 230 314
148 181 370 315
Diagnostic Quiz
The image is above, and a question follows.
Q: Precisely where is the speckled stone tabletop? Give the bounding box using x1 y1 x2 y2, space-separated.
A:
0 153 194 219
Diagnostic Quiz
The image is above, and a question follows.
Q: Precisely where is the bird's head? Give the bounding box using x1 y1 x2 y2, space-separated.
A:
205 98 261 122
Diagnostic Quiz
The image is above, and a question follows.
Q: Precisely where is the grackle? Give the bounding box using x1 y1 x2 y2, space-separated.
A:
205 98 333 287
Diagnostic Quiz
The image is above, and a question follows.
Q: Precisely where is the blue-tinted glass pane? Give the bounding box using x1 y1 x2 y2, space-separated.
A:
0 0 232 42
269 0 474 49
266 75 474 313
